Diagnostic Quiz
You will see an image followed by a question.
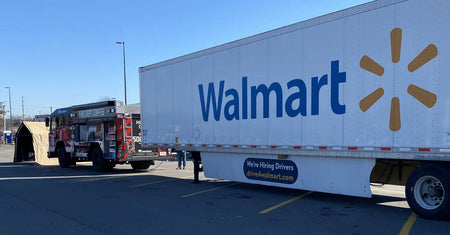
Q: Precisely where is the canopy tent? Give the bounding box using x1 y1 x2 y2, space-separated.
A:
14 121 58 165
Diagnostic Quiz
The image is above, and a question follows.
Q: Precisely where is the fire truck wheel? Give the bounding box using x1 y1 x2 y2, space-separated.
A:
405 164 450 220
57 147 75 168
92 147 113 172
130 161 152 170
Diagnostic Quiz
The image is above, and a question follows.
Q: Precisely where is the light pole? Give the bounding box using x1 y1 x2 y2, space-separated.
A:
4 87 12 133
2 104 5 134
116 41 127 105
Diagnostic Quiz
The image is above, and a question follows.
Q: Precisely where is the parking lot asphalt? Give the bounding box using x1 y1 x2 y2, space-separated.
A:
0 144 449 234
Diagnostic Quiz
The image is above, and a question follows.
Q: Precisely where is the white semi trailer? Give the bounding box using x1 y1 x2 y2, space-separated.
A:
140 0 450 220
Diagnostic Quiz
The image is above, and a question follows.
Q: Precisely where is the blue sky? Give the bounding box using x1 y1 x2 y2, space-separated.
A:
0 0 370 117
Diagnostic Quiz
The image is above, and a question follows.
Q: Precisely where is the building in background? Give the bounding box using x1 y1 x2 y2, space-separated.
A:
34 115 48 122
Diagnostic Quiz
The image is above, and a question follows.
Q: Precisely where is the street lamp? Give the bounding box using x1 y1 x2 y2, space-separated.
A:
1 103 5 134
116 41 127 105
4 87 12 132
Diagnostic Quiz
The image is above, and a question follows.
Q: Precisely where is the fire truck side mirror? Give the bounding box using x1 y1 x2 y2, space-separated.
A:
45 117 50 127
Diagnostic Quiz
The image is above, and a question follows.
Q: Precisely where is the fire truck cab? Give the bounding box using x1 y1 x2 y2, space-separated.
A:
46 100 159 171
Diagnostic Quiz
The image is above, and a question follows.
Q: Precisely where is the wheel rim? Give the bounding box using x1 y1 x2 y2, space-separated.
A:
414 175 445 210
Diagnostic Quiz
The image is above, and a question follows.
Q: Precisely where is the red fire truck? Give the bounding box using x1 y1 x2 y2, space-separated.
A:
46 100 165 171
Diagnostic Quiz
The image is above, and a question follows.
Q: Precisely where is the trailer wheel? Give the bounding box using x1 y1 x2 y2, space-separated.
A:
57 147 75 168
92 148 113 172
130 161 152 170
405 164 450 220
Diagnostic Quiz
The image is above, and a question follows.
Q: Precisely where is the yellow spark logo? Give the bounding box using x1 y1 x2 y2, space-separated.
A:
359 28 438 131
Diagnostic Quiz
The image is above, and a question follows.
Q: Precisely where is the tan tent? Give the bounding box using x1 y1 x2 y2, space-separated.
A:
14 121 58 165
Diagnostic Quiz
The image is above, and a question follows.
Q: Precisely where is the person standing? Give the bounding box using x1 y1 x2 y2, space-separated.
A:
176 150 186 170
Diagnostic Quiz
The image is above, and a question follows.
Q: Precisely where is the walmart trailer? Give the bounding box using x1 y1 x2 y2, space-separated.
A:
140 0 450 220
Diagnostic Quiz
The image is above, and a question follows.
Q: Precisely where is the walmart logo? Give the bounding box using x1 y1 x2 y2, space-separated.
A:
359 28 438 131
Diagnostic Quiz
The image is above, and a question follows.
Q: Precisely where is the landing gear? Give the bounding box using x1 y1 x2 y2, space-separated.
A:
192 151 202 184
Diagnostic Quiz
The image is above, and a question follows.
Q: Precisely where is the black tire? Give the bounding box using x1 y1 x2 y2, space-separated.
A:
130 161 153 170
57 147 75 168
91 148 113 172
405 164 450 220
